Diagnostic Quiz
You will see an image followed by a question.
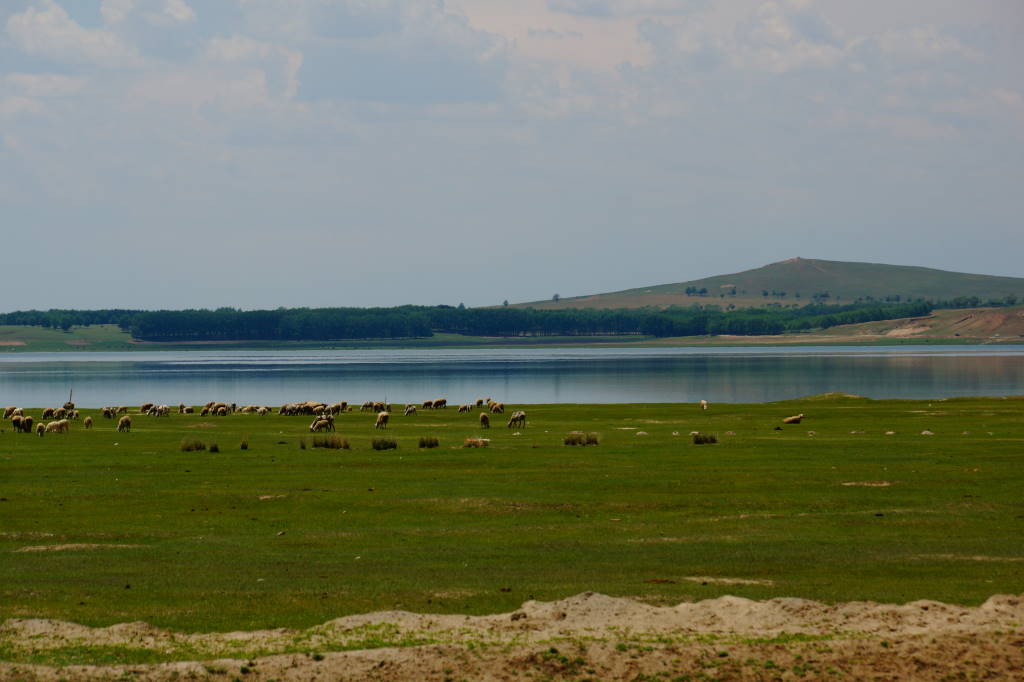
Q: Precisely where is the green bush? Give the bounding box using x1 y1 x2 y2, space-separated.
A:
180 438 206 452
313 434 349 450
564 432 599 446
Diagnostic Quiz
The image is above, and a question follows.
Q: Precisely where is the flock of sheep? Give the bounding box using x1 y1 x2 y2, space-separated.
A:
2 397 528 436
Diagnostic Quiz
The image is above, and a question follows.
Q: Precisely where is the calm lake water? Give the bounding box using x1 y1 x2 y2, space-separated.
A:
1 347 1023 408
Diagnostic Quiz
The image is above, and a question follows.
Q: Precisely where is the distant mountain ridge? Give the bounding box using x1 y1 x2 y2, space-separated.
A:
517 258 1024 310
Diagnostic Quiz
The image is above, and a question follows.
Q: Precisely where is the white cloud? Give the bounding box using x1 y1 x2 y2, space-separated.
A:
102 0 196 26
163 0 196 23
0 96 44 118
4 73 87 97
6 0 139 65
204 36 303 98
547 0 708 18
875 25 982 62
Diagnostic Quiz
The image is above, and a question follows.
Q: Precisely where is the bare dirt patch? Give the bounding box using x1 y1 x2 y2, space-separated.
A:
13 544 142 553
682 576 775 586
840 481 892 487
186 423 218 428
885 325 931 337
0 340 26 346
2 593 1022 680
916 554 1024 563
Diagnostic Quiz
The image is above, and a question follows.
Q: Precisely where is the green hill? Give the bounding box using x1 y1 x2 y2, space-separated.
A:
518 258 1024 309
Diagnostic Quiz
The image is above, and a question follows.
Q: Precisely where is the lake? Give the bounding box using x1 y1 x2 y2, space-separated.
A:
1 346 1023 408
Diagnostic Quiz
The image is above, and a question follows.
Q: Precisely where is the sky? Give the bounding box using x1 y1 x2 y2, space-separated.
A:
1 0 1022 310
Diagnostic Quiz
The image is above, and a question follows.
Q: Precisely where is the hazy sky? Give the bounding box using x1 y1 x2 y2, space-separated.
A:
2 1 1022 310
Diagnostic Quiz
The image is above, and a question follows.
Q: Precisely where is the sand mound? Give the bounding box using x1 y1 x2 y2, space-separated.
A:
2 593 1022 680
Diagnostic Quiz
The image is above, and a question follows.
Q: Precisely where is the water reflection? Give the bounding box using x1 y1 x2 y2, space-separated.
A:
0 347 1022 407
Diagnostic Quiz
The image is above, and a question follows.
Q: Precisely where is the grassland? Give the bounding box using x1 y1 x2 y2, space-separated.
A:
518 257 1024 309
2 396 1023 640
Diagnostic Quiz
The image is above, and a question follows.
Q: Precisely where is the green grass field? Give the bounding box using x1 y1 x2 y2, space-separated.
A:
2 397 1023 636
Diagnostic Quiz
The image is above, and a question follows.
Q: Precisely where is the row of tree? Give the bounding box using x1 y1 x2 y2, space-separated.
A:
0 301 936 340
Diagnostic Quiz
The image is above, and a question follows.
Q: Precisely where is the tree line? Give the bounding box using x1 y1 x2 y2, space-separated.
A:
0 301 936 341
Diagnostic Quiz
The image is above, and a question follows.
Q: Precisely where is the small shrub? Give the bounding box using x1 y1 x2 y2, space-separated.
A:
692 433 718 445
564 432 600 446
240 436 249 450
313 434 349 450
299 438 306 450
180 437 206 452
372 438 398 451
208 442 220 453
418 436 439 449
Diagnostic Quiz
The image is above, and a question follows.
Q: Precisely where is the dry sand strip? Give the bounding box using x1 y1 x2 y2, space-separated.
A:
2 592 1023 681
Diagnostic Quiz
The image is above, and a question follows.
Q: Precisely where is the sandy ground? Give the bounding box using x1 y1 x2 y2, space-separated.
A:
2 592 1023 680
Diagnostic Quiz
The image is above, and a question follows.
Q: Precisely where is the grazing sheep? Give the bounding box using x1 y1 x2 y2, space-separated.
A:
11 407 22 418
216 406 227 417
782 414 804 424
375 412 390 429
63 401 75 411
700 399 708 410
507 410 527 428
457 404 471 413
179 403 187 414
183 406 194 414
21 415 34 434
42 407 56 420
200 407 210 417
309 417 334 432
36 422 45 437
3 406 17 419
257 407 268 416
404 405 417 416
433 398 447 409
489 402 505 414
475 398 485 407
479 412 490 429
360 401 374 412
10 415 23 432
140 403 154 414
422 399 434 409
53 408 67 420
372 402 387 413
84 416 93 429
45 420 67 434
69 410 80 420
101 407 115 419
117 406 129 414
117 415 132 432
